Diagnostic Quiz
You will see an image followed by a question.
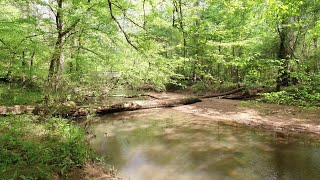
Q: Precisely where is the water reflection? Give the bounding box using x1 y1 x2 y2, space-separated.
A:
89 109 320 180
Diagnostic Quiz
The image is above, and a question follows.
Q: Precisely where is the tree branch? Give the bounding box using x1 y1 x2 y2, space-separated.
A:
107 0 139 51
143 0 146 28
72 46 105 59
61 19 81 37
0 39 7 46
46 3 57 18
110 2 145 30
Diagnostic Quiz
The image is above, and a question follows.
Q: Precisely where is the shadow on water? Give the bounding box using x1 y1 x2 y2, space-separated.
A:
89 109 320 180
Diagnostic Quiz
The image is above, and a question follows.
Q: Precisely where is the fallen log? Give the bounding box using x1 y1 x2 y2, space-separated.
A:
0 97 201 117
200 87 246 99
96 97 201 115
108 94 160 99
222 89 259 100
0 87 261 117
0 105 35 115
222 94 259 100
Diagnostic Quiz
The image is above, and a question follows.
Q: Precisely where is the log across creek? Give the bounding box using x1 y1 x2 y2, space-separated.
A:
0 97 201 118
0 87 257 118
96 97 201 115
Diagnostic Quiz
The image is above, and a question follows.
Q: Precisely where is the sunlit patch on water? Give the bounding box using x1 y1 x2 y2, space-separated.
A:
89 109 320 180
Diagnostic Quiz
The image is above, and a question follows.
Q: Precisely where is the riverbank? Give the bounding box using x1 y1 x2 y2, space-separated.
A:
146 92 320 136
1 91 320 179
0 115 120 179
181 99 320 136
88 103 320 180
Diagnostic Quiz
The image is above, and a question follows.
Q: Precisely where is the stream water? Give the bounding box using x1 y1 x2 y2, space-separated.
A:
89 108 320 180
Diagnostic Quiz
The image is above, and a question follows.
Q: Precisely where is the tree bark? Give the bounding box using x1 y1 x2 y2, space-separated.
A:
48 0 64 89
96 97 201 115
276 19 291 91
0 97 201 117
29 51 35 81
200 87 246 99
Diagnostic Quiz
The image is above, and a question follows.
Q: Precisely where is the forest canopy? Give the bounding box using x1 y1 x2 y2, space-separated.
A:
0 0 320 106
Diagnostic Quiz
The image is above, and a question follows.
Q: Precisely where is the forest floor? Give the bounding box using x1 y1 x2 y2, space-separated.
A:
147 92 320 137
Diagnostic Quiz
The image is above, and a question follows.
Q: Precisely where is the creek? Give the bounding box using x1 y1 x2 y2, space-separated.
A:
89 108 320 180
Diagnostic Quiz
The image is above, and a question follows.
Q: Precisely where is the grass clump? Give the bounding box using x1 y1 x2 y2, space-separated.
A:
0 115 91 179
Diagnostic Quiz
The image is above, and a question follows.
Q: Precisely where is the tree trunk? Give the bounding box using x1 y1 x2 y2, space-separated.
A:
48 0 65 90
96 97 201 115
178 0 187 59
276 19 291 91
21 51 27 83
48 34 64 89
0 97 202 117
200 87 246 99
29 51 35 81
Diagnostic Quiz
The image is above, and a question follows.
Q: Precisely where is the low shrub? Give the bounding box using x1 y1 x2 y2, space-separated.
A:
0 115 91 179
261 86 320 107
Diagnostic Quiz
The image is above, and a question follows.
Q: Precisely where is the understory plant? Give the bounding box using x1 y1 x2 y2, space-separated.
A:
261 86 320 107
0 115 91 179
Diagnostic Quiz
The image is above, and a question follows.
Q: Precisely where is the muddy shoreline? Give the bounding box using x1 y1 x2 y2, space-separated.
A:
173 98 320 137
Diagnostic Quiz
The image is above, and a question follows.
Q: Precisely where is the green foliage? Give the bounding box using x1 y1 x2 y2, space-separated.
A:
261 86 320 107
191 81 207 92
0 83 43 106
0 0 320 107
0 115 91 179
